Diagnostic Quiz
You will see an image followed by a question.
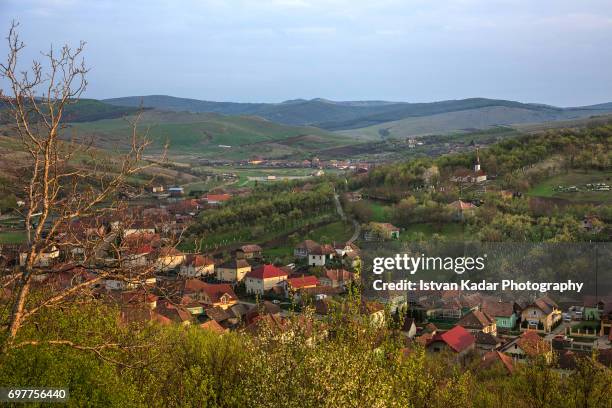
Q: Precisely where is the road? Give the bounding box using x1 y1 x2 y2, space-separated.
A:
334 193 361 243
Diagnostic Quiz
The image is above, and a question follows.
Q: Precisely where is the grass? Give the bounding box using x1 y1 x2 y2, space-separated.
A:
305 221 354 243
399 223 466 241
66 110 354 159
528 170 612 203
0 230 27 244
361 199 392 222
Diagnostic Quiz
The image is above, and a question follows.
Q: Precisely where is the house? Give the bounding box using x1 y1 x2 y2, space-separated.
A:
153 247 185 272
216 259 251 282
151 186 164 193
319 268 355 289
456 310 497 336
179 254 215 277
481 299 518 331
122 244 154 268
154 300 192 325
282 275 319 298
520 295 562 332
308 244 335 266
502 330 551 361
363 222 400 241
426 325 475 358
294 239 320 258
245 301 281 325
448 200 476 221
104 272 157 291
237 244 262 260
332 242 360 257
200 319 227 334
401 317 417 339
582 295 611 321
480 351 515 375
450 148 487 183
474 331 502 353
205 193 232 205
19 245 60 267
245 264 288 295
183 279 238 310
168 186 184 198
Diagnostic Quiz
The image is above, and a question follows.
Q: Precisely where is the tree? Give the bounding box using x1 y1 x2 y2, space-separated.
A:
0 22 159 352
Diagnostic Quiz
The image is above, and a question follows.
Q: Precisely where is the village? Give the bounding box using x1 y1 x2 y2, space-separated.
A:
0 181 609 375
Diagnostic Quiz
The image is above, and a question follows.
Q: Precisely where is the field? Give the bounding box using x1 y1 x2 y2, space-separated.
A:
65 110 358 159
0 230 26 244
528 170 612 203
338 106 587 140
400 223 467 241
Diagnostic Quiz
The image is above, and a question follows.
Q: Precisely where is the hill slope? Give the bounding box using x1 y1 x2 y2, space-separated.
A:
103 95 612 130
337 106 609 139
64 109 357 159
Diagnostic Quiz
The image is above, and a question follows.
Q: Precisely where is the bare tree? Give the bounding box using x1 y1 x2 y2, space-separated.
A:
0 21 166 353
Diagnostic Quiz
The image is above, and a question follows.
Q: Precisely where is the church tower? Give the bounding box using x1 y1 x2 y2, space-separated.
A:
474 148 481 172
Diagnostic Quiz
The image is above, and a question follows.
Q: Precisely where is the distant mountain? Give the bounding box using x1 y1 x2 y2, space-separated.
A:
103 95 612 131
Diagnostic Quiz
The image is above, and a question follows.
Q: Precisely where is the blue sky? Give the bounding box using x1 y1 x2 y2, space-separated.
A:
1 0 612 106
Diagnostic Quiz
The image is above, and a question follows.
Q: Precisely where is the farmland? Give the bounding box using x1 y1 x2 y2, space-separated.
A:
528 170 612 203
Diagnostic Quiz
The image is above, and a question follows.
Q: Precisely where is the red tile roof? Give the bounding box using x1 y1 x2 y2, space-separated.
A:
287 275 319 289
246 264 288 280
449 200 476 210
433 325 475 353
206 194 232 202
481 351 515 374
184 254 214 267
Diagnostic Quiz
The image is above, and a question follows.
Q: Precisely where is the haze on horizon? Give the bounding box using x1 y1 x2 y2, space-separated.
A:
1 0 612 107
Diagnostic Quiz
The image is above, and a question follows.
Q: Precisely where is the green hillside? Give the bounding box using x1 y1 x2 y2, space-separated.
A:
64 110 357 158
337 105 600 139
0 99 141 124
104 95 612 130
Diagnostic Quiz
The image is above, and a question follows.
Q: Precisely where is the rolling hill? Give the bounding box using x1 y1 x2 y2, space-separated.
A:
0 98 142 124
63 109 358 159
336 105 606 139
103 95 612 131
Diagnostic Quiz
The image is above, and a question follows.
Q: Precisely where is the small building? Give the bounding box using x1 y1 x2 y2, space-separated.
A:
183 279 238 310
216 259 251 282
401 317 417 339
245 264 288 295
294 239 320 258
205 193 232 205
426 325 475 358
520 295 562 333
179 254 215 277
481 300 518 331
319 268 355 289
308 244 335 267
502 330 552 361
168 186 184 198
153 247 186 272
480 351 515 375
282 275 319 298
448 200 476 221
474 331 502 353
456 310 497 336
237 244 262 260
363 222 400 241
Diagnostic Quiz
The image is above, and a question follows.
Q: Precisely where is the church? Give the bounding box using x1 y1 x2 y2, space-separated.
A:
451 148 487 183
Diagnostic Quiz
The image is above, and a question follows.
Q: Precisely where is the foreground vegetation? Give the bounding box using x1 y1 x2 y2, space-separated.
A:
0 299 609 408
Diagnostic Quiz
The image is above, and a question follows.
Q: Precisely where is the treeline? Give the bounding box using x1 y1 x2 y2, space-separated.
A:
352 124 612 197
191 182 335 234
0 300 609 407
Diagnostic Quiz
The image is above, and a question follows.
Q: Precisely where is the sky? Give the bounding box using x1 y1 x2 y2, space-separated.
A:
1 0 612 106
